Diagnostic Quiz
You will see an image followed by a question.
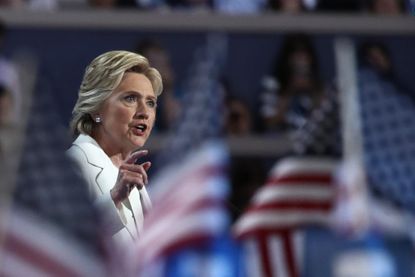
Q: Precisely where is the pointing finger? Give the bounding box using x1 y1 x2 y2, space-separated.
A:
126 149 148 164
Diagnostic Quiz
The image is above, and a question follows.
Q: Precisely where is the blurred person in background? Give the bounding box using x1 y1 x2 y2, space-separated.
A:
268 0 322 12
357 40 413 97
17 0 145 9
88 0 146 8
135 38 182 132
224 90 266 222
214 0 266 14
365 0 405 14
358 41 394 77
0 84 13 128
87 0 148 9
0 20 21 124
222 80 266 222
88 0 116 7
166 0 212 10
315 0 406 13
0 0 22 7
259 33 326 134
268 0 307 13
315 0 362 12
222 77 253 136
0 20 23 181
0 0 58 10
225 96 252 136
67 50 163 248
0 84 19 168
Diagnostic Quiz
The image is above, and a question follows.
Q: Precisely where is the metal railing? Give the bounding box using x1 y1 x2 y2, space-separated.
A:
0 9 414 34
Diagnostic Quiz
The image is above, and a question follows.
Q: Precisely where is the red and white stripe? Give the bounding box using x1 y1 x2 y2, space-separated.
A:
0 208 106 277
241 230 305 277
234 157 338 277
132 142 229 269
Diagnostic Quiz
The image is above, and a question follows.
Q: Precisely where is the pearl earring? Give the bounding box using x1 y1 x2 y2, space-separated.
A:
95 117 102 123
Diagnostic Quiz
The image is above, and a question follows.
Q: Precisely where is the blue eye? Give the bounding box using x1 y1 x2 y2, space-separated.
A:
147 100 157 108
124 95 137 103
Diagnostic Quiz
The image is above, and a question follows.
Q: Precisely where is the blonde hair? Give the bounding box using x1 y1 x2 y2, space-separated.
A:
70 50 163 136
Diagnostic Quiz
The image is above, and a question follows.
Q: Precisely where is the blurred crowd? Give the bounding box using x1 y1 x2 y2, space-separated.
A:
0 0 411 14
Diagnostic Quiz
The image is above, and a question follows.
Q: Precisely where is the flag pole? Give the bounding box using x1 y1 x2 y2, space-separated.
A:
334 37 371 236
335 38 364 164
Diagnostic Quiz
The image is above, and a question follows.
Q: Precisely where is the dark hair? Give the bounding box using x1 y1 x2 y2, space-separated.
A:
268 0 306 11
357 40 396 79
272 33 322 95
135 38 165 56
0 18 6 40
166 0 213 8
365 0 405 13
357 41 390 67
0 84 10 98
316 0 362 12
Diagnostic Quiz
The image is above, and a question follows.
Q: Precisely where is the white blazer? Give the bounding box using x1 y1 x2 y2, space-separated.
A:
67 134 152 247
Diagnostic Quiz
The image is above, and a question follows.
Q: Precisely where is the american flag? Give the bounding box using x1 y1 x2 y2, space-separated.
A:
328 64 415 242
358 68 415 212
132 142 231 271
233 157 337 277
291 85 342 158
233 85 341 277
0 208 106 277
2 78 112 276
131 34 234 276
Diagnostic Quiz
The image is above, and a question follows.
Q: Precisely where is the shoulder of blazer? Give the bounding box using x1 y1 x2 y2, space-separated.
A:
68 134 112 190
70 134 111 169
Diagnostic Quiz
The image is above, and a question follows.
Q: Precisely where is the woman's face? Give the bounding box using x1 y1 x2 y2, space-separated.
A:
289 50 312 90
95 72 157 155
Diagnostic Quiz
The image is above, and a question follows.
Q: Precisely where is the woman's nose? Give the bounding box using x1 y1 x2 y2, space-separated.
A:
135 101 149 119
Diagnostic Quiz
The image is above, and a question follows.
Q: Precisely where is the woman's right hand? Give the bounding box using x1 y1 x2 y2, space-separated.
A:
110 150 151 208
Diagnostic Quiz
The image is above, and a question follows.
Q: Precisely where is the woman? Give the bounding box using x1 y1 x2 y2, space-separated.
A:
259 33 324 133
67 50 162 246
